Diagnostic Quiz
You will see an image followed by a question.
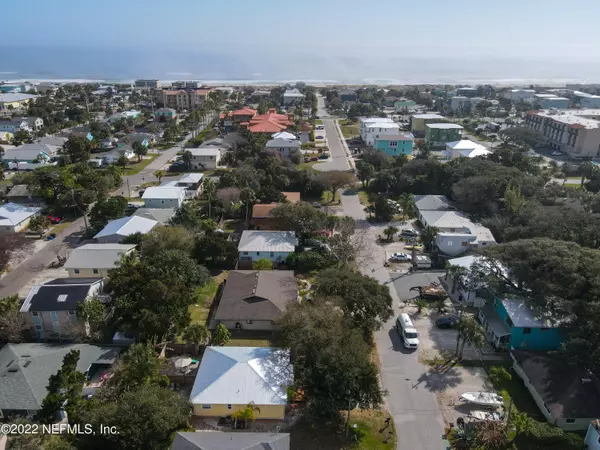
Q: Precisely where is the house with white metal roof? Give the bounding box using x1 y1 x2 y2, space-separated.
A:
282 88 305 106
93 216 158 243
189 346 293 419
238 230 297 264
0 202 41 233
188 147 221 169
142 186 186 209
445 140 491 159
64 243 136 278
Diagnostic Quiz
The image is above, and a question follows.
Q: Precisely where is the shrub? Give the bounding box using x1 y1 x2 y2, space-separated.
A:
488 366 512 385
515 420 583 450
286 250 335 272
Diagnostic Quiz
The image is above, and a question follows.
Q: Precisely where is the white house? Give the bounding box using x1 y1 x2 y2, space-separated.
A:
94 216 158 243
0 203 41 233
585 421 600 450
441 255 497 307
142 186 186 209
359 117 400 146
282 88 305 106
64 243 136 278
238 230 297 264
505 89 536 103
445 140 491 159
188 147 221 170
265 138 302 158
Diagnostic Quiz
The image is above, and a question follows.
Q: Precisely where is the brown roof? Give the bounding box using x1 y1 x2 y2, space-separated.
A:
512 350 600 419
214 270 298 322
252 203 279 218
283 192 300 203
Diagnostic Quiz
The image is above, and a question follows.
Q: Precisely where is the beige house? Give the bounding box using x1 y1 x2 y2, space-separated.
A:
64 244 136 278
0 203 41 233
190 347 292 419
20 278 104 340
188 147 221 170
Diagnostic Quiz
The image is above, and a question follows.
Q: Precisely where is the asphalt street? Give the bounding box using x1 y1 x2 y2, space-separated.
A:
320 104 446 449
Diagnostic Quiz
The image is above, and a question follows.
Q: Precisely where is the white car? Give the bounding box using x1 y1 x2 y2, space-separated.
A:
389 252 412 262
550 151 562 156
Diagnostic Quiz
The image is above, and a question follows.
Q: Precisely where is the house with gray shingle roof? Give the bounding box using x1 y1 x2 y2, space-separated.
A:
0 343 122 417
171 431 290 450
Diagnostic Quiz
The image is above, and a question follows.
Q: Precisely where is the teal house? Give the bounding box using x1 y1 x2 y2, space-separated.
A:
478 298 565 352
425 123 463 148
374 133 414 156
394 99 417 113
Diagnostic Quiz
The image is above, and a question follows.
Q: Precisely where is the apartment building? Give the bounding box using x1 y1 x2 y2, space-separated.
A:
159 88 214 110
524 109 600 157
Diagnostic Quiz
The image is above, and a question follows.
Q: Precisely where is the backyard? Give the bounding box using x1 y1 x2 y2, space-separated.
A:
188 272 228 328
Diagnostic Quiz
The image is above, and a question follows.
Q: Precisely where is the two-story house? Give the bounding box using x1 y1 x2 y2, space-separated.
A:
0 117 43 134
359 117 400 146
64 244 136 278
425 123 464 148
188 147 221 170
237 230 297 268
142 186 186 209
264 138 302 158
373 133 414 156
478 298 565 352
20 278 104 340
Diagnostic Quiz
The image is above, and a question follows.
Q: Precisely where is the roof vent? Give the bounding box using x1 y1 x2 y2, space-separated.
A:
20 354 30 358
8 367 18 373
57 294 68 302
23 361 31 367
581 378 592 384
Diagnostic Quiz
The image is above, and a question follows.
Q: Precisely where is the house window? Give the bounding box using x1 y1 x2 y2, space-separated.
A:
227 404 232 410
201 404 211 410
565 418 576 424
541 327 551 331
246 320 253 324
68 310 76 316
389 141 398 147
51 312 58 322
256 252 260 255
270 252 274 257
32 311 39 317
447 241 453 246
74 269 80 274
92 269 99 274
523 327 531 334
243 252 248 255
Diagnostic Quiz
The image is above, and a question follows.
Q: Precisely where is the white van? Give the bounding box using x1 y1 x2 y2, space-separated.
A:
396 313 419 349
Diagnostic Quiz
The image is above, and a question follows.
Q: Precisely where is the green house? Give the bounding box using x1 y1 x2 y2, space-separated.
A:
425 123 464 148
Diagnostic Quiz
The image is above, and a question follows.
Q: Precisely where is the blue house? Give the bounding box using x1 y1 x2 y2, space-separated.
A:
237 230 297 266
373 133 414 156
478 298 565 352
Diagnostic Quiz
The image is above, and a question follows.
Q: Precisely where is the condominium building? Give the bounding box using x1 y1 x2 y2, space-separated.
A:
159 88 214 110
524 109 600 157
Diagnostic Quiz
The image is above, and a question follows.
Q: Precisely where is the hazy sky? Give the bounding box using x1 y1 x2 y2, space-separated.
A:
1 0 599 82
3 0 600 58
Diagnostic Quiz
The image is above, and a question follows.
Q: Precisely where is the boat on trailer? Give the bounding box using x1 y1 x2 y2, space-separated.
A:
460 392 504 407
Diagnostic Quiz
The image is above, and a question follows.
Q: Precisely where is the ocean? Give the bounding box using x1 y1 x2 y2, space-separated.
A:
1 45 599 86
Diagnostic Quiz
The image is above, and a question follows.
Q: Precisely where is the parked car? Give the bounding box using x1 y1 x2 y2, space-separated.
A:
318 153 329 159
389 252 412 262
436 315 460 329
310 157 319 161
315 135 324 139
400 229 420 238
550 151 562 156
47 215 63 224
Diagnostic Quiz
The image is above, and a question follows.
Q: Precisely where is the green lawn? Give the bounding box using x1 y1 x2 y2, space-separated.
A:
296 161 320 171
321 190 341 204
49 218 76 236
315 119 323 125
563 183 582 189
339 119 360 138
122 155 158 175
357 189 370 205
489 366 545 421
188 273 227 327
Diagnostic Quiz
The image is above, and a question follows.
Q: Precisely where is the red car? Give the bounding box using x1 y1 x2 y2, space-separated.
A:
310 157 319 161
47 215 63 224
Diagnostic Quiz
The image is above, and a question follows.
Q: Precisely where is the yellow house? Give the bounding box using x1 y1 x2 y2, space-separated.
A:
0 93 37 111
64 243 136 278
190 346 292 419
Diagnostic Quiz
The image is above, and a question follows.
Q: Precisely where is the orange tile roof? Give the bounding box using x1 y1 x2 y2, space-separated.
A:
252 203 279 218
283 192 300 203
232 107 257 117
247 111 293 133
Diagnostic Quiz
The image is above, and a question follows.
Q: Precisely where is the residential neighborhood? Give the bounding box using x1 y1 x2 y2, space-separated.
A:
0 76 598 450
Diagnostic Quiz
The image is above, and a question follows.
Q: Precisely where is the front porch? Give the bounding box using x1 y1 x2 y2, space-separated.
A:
478 304 511 351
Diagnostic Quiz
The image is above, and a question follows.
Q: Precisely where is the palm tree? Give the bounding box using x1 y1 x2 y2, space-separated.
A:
232 402 261 429
509 412 533 443
182 150 193 171
202 178 216 218
456 316 485 359
398 193 415 219
383 225 399 242
422 226 439 252
364 205 376 220
240 187 256 227
414 298 428 314
153 170 166 184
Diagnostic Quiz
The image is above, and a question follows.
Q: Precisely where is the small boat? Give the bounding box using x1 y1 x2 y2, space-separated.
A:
460 392 504 407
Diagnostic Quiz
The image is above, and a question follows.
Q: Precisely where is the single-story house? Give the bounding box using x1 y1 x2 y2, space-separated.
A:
20 278 104 340
478 298 565 352
0 93 37 110
511 350 600 431
188 147 221 170
0 202 41 233
132 207 176 225
250 192 300 230
414 194 455 218
102 146 136 165
211 270 298 331
264 138 302 159
445 140 491 160
2 143 59 166
71 127 93 141
0 343 121 418
94 216 158 243
126 133 152 147
171 432 290 450
64 243 136 278
5 185 45 207
189 346 292 419
142 186 186 209
237 230 297 265
99 138 117 149
38 136 67 147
